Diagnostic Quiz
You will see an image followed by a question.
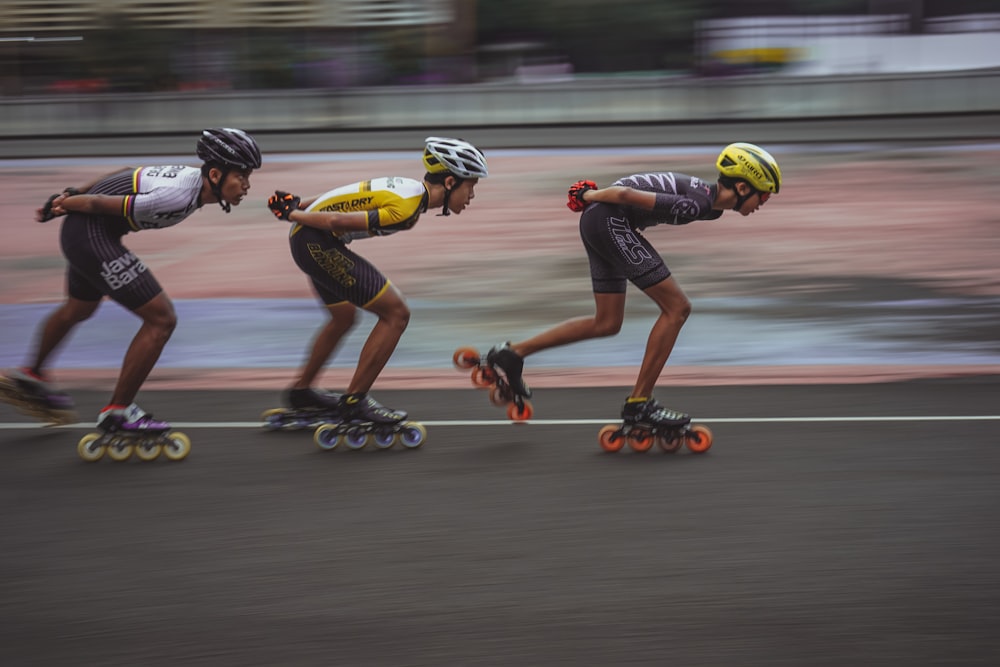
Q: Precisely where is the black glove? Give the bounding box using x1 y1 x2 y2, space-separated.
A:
267 191 300 221
37 188 80 223
567 180 597 212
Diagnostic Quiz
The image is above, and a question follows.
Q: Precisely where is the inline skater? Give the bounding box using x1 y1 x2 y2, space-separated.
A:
481 142 781 429
1 128 261 436
266 136 489 429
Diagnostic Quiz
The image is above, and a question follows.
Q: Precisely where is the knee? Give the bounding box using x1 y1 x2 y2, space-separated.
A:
379 299 410 332
61 300 99 325
145 303 178 338
592 317 623 338
673 297 692 325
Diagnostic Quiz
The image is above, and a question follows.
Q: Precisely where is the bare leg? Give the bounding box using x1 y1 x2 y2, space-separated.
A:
346 284 410 395
631 276 691 399
109 292 177 406
510 292 627 358
27 297 101 374
293 301 357 389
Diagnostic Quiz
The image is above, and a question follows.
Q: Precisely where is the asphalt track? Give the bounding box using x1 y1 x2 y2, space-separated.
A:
2 378 999 666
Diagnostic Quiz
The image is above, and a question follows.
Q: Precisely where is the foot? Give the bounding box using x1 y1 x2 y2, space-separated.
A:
621 397 690 427
4 368 75 410
97 403 170 433
339 393 407 424
284 387 342 410
486 342 532 398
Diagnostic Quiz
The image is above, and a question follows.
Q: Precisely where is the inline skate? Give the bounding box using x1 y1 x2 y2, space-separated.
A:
77 404 190 462
452 342 534 421
598 397 713 454
261 388 343 431
313 392 426 451
0 369 77 426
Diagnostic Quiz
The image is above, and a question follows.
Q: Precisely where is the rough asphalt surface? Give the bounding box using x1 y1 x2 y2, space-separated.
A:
1 379 998 666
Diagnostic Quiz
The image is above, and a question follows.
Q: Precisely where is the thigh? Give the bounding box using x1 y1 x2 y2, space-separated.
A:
60 215 163 310
290 230 388 308
579 204 671 292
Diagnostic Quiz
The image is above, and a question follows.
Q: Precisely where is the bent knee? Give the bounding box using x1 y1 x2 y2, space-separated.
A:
593 317 624 337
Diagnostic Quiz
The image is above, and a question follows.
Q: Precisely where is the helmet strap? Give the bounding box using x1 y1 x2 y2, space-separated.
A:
210 166 231 213
436 176 463 216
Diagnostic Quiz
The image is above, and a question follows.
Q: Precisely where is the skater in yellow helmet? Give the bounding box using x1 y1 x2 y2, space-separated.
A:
478 142 781 430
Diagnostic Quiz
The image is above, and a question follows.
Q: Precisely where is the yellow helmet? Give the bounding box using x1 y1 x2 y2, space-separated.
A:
422 137 489 179
717 142 781 194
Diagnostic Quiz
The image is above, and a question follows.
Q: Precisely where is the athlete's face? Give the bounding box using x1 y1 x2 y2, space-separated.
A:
220 168 253 207
447 178 479 215
737 185 771 216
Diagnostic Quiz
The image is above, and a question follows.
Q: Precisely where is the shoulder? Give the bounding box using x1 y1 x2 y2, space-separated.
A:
373 176 425 198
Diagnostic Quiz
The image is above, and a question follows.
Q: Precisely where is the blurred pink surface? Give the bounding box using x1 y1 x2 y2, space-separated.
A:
3 147 998 388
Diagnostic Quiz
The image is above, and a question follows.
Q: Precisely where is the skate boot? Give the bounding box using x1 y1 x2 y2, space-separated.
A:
451 342 535 421
77 403 191 463
621 397 690 428
597 397 712 455
339 392 407 424
0 367 77 425
312 393 425 452
486 342 532 399
262 388 343 431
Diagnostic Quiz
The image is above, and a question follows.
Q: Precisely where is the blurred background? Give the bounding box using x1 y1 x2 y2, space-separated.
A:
1 0 999 140
0 1 998 377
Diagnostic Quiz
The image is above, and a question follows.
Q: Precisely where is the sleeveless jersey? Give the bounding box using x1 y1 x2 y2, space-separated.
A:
290 176 429 241
88 165 205 235
612 172 723 230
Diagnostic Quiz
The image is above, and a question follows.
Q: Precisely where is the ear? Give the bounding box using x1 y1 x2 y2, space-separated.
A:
209 166 224 186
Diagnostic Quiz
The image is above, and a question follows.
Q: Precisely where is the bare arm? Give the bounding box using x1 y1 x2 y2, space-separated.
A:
582 185 657 211
35 168 134 221
288 208 370 235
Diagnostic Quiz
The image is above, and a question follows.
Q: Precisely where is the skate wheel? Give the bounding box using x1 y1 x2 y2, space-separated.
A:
685 424 713 453
507 399 533 421
489 386 508 407
627 429 654 452
106 438 134 462
344 426 370 450
598 424 625 453
135 441 163 461
77 432 106 462
372 427 396 450
657 435 683 453
314 424 341 450
260 408 288 430
398 422 427 449
471 366 495 388
162 432 191 461
453 346 480 370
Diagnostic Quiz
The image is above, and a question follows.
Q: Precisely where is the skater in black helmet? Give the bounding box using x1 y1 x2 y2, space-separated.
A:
480 143 781 430
265 137 488 433
0 128 261 438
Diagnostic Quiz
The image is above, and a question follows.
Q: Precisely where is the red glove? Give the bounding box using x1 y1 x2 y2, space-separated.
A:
567 180 597 212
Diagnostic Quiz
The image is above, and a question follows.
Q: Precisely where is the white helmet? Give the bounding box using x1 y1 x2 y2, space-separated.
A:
422 136 489 179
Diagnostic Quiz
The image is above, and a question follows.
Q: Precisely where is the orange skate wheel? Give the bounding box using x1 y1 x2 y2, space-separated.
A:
471 366 496 388
685 424 714 453
657 435 683 453
507 400 533 421
453 346 480 369
627 430 654 452
598 424 625 453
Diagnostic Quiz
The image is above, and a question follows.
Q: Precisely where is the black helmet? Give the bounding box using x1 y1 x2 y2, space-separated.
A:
197 128 262 170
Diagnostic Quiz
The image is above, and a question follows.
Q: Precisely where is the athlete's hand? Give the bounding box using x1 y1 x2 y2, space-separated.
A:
267 191 300 221
567 179 597 212
36 188 80 223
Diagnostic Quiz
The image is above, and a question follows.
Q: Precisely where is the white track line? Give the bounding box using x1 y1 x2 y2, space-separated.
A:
1 415 999 430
